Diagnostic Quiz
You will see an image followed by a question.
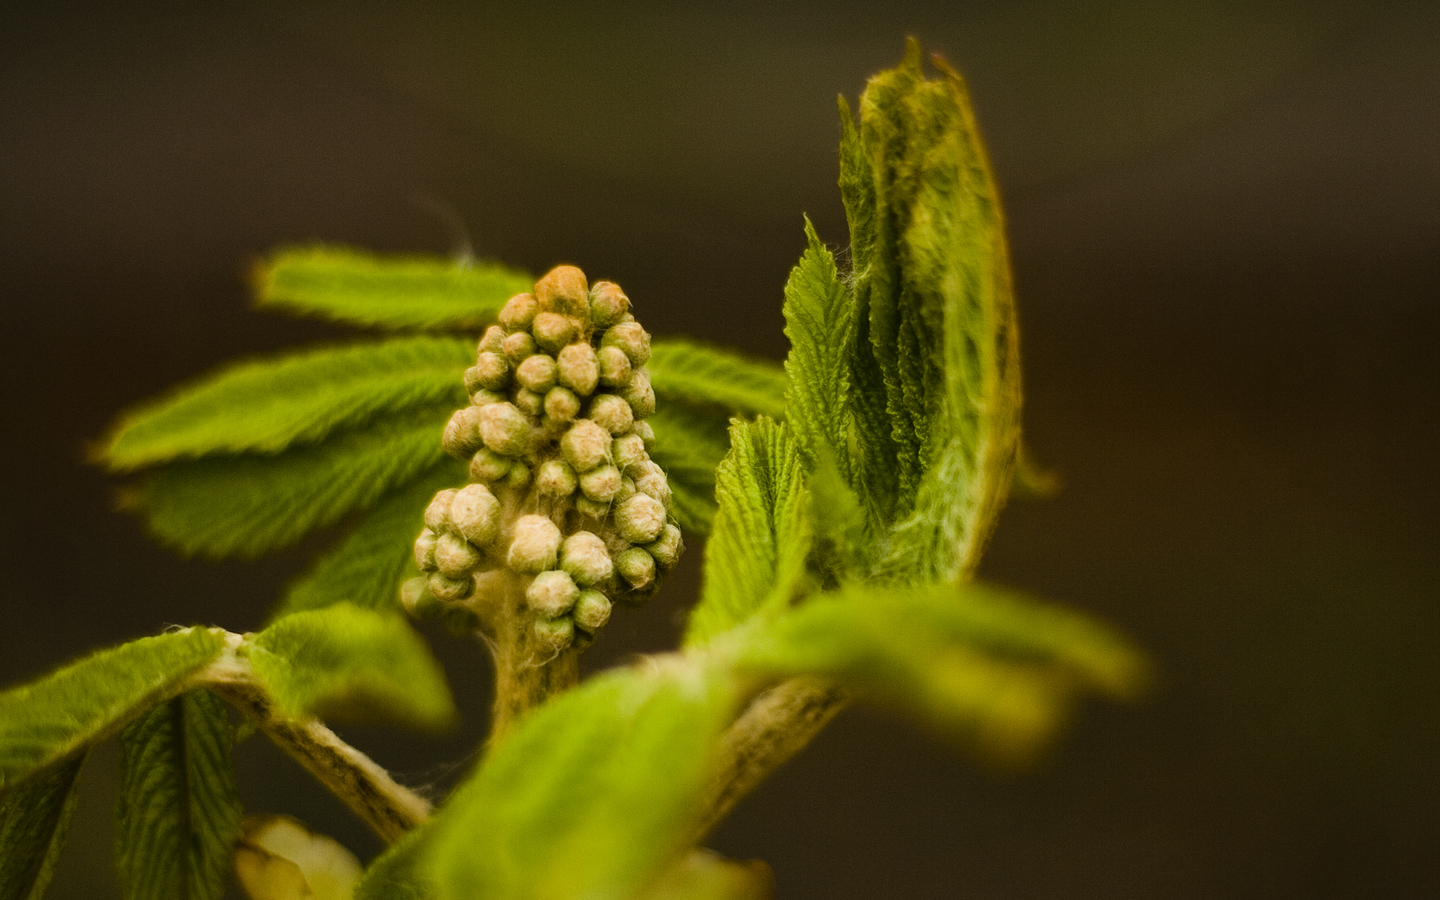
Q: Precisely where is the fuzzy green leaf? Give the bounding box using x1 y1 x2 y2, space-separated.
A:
274 461 468 620
733 581 1147 762
0 753 86 900
0 629 226 790
355 823 434 900
256 246 532 331
647 339 788 420
684 419 809 648
101 336 472 471
427 661 738 900
248 604 455 730
782 217 855 484
645 404 733 534
116 690 242 900
136 405 453 558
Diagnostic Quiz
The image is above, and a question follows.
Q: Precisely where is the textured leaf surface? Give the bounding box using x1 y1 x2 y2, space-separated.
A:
684 419 809 648
428 662 738 900
116 690 242 900
647 339 787 420
275 461 468 620
137 405 453 558
248 605 455 730
102 336 472 471
0 629 225 789
256 246 532 330
733 581 1147 761
0 753 86 900
354 823 434 900
645 404 733 534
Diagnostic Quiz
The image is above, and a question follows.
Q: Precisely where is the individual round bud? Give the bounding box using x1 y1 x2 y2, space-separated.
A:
423 489 456 532
597 345 632 387
612 433 647 473
502 331 537 364
470 447 512 482
621 370 656 418
505 460 532 488
561 419 611 472
589 394 634 435
526 569 579 617
645 523 684 569
401 575 442 619
578 463 621 502
632 420 655 448
508 515 562 573
478 325 505 353
602 322 651 366
428 571 473 602
614 547 656 590
533 615 575 651
572 589 613 633
634 464 672 507
413 529 438 572
435 531 481 579
450 483 501 546
463 365 483 395
498 292 538 332
470 388 506 407
473 351 511 390
588 281 629 328
532 312 578 352
513 388 544 418
515 353 558 392
614 476 637 504
478 402 532 456
534 265 590 319
615 493 666 544
574 496 609 519
556 343 599 396
543 386 581 422
560 531 613 586
442 406 484 458
535 458 579 498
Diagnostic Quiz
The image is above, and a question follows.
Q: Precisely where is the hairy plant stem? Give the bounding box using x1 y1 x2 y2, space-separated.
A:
484 569 580 741
201 650 432 844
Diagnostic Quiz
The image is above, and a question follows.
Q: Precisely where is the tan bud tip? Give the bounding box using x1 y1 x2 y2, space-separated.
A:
556 342 600 396
615 547 657 590
578 463 621 502
442 406 485 459
602 321 651 366
532 312 579 352
498 293 539 331
634 461 672 507
632 420 655 449
435 531 482 579
450 483 501 546
515 353 558 392
513 387 545 417
615 493 666 544
543 386 581 422
645 523 684 569
572 589 613 633
428 571 473 602
413 529 439 572
470 447 513 483
560 531 613 586
526 569 580 617
597 345 632 387
588 281 629 329
502 331 537 364
478 402 532 456
478 325 506 353
423 489 457 532
621 370 655 418
473 351 511 390
508 515 562 573
535 458 579 498
561 418 612 472
612 433 647 473
534 265 590 320
588 394 635 435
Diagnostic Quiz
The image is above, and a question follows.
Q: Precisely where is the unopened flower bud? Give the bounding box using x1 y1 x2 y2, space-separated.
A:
612 433 646 473
602 322 650 366
574 496 609 519
505 460 532 488
614 476 636 504
470 388 506 407
561 419 611 472
508 515 562 573
450 483 501 546
572 589 612 633
532 312 577 352
442 406 485 458
515 354 558 392
526 569 579 617
429 571 473 602
598 345 631 387
470 447 512 482
413 529 438 571
498 293 538 332
560 531 613 586
533 615 575 651
478 325 505 353
615 493 666 544
621 370 655 418
423 489 456 532
478 402 531 456
632 420 655 449
543 386 581 422
556 343 599 396
588 281 629 328
614 547 656 590
502 331 537 364
473 351 510 388
578 463 621 502
645 523 683 569
535 458 579 498
401 575 442 619
634 464 672 507
435 531 481 578
534 265 590 320
513 388 544 418
589 394 634 435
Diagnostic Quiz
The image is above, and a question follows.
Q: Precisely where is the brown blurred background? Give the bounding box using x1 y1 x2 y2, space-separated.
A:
2 2 1437 897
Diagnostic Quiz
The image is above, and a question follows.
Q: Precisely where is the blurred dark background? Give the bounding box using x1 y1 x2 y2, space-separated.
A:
2 2 1437 897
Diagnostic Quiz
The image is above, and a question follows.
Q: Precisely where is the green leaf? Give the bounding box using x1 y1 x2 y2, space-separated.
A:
116 690 242 900
647 339 788 420
136 405 454 558
0 753 86 900
255 246 533 331
644 404 732 534
782 217 855 485
248 604 455 730
101 336 472 471
684 419 809 648
732 581 1147 763
274 460 468 620
0 629 226 789
427 661 739 900
354 821 435 900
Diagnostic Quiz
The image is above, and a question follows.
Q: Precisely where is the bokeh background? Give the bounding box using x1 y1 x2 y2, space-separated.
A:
2 2 1437 897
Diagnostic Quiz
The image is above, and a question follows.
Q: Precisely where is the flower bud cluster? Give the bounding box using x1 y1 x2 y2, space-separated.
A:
402 266 681 651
